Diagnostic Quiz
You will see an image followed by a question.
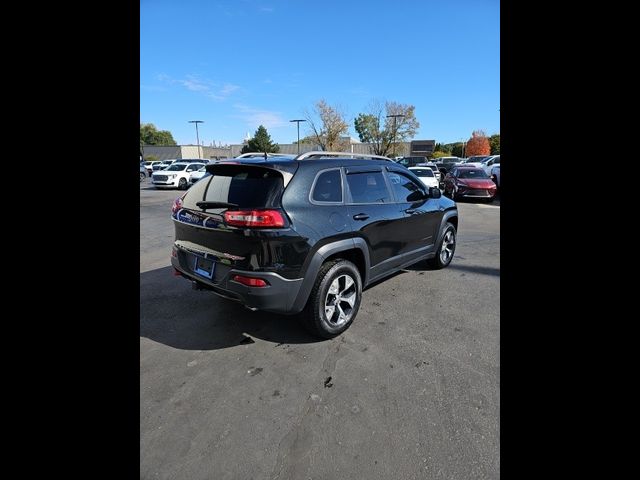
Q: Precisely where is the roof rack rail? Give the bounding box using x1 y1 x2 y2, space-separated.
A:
294 151 392 161
235 152 293 159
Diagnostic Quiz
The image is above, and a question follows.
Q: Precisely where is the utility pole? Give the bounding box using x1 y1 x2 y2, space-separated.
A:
290 119 307 155
386 114 405 158
188 120 204 158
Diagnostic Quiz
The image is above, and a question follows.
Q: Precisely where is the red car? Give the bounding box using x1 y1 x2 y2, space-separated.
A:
443 166 497 201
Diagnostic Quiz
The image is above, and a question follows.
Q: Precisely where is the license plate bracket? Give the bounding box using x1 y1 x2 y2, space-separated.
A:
194 255 215 279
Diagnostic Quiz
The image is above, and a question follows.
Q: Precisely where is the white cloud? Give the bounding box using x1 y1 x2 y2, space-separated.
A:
157 74 240 101
232 104 287 130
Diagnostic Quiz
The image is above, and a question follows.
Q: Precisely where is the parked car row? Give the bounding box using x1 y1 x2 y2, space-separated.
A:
152 161 207 189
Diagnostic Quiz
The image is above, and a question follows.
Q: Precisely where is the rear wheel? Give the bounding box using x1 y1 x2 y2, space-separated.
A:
178 178 187 189
427 222 456 269
300 259 362 338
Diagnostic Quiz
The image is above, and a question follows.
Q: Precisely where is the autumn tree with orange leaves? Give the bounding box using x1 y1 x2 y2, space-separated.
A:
464 130 491 157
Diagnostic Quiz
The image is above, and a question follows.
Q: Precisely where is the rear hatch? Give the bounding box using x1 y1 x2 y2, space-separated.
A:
172 162 298 280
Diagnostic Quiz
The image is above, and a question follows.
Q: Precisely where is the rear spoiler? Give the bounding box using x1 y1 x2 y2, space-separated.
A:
205 162 298 187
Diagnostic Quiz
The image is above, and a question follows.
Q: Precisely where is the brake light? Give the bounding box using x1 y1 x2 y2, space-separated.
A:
224 209 285 228
232 275 269 287
171 193 187 214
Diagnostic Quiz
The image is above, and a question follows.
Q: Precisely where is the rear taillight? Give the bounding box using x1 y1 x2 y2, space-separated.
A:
232 275 269 287
224 209 285 228
171 193 187 214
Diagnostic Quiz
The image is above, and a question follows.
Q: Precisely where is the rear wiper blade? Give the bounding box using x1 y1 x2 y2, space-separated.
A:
196 201 239 210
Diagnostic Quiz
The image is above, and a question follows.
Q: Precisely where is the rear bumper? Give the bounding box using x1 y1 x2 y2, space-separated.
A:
171 254 304 314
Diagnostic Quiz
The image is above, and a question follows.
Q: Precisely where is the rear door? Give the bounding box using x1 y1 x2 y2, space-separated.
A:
343 166 404 280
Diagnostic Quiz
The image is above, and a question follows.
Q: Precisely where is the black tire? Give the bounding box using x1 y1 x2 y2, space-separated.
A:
178 178 187 189
427 222 457 269
139 172 146 182
300 259 362 339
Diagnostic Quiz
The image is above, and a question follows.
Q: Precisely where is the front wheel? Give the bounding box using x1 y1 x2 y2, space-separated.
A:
300 259 362 338
427 222 456 269
139 172 146 182
178 178 187 189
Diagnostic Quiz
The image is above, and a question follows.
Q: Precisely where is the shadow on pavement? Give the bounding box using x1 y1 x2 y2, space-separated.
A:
404 261 499 277
140 266 320 351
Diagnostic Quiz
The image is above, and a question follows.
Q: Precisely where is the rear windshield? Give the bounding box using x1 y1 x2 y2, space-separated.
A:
183 167 284 209
411 169 434 177
458 169 489 179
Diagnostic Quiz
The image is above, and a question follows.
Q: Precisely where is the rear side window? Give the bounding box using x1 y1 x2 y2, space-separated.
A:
312 169 342 203
183 167 284 209
346 172 391 204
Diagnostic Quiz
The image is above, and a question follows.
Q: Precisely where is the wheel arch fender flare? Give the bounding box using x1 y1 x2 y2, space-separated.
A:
289 238 370 314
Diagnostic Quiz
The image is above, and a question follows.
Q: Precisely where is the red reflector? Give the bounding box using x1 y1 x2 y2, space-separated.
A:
232 275 268 287
224 209 285 228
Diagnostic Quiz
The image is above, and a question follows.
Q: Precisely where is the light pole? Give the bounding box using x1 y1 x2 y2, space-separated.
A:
188 120 204 158
290 119 306 155
386 114 405 158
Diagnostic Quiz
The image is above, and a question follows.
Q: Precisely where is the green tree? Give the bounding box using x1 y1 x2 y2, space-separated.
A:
140 123 177 146
434 143 452 154
241 125 280 154
449 142 464 157
489 134 500 154
305 99 349 151
353 100 420 157
432 151 451 159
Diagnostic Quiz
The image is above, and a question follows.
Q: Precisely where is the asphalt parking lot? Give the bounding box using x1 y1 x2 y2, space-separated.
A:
140 178 500 479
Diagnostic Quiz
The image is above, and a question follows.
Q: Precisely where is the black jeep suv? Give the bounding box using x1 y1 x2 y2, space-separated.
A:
170 152 458 338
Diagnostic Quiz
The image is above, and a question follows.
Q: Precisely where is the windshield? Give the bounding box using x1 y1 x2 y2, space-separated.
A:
411 169 434 177
458 169 489 179
166 164 188 171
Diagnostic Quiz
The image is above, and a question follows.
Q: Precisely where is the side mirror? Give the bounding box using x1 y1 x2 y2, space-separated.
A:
429 187 441 199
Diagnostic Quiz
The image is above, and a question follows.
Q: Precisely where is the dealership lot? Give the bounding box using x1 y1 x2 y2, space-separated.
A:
140 180 500 479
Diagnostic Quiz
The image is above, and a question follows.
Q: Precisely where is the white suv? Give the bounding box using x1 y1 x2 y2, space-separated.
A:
481 155 500 176
152 162 206 189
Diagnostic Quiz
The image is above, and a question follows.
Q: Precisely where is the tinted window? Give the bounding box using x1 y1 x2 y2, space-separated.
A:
312 170 342 203
346 172 391 204
387 172 424 202
166 164 188 171
410 169 434 177
493 156 500 164
458 169 489 179
183 167 284 209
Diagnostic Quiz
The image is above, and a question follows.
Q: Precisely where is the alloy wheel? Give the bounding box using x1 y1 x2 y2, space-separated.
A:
440 229 456 264
324 274 357 327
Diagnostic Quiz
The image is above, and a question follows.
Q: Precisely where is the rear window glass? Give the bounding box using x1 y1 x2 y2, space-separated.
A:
458 169 489 179
312 170 342 203
183 167 284 209
410 169 434 177
346 172 391 204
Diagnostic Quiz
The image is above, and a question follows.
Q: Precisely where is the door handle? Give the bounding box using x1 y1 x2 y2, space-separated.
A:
353 213 369 221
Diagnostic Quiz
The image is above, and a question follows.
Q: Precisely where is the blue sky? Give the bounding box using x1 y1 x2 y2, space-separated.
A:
141 0 499 146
